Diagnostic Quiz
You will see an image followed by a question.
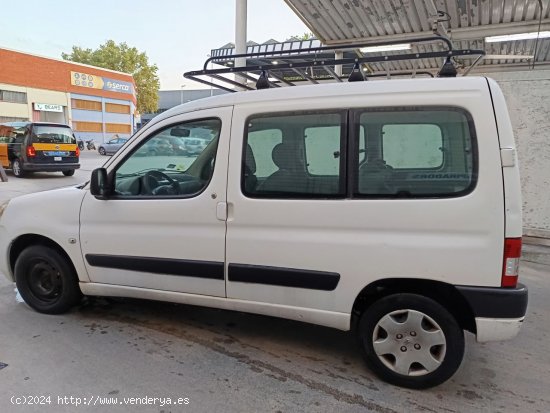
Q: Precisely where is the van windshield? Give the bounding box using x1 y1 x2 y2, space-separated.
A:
32 126 75 144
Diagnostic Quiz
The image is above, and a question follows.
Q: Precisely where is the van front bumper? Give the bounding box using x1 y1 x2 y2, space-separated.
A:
456 283 528 342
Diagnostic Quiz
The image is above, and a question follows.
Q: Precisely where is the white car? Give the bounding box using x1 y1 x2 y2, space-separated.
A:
0 76 527 389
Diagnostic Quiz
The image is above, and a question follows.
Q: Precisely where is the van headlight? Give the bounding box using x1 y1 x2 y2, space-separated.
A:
0 200 9 219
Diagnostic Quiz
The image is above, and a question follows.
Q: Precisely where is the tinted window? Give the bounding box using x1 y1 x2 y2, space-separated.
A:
356 108 476 197
32 126 75 144
243 112 344 197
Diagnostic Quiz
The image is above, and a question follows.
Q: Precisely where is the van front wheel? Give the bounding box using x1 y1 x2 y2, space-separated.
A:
15 245 82 314
358 293 464 389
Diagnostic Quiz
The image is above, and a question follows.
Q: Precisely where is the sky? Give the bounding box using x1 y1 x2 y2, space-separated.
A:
0 0 309 90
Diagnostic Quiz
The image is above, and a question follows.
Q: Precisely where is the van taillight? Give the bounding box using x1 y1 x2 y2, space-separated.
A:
502 238 522 287
75 146 80 157
26 146 36 157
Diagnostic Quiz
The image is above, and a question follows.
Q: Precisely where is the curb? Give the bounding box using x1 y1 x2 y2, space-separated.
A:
522 243 550 266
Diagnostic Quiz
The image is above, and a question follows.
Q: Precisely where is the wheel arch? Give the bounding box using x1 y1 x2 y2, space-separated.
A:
351 278 476 334
9 234 78 277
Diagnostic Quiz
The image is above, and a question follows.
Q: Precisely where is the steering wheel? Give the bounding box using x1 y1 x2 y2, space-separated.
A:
142 170 179 195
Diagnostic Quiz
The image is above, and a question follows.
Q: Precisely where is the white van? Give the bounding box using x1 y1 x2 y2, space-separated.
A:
0 77 527 388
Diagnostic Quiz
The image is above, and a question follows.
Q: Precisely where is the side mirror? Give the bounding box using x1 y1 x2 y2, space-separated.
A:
90 168 109 199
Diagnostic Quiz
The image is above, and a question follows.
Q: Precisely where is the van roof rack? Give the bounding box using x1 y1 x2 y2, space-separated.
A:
183 35 486 93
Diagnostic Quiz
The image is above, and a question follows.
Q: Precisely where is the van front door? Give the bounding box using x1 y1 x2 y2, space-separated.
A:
79 107 232 296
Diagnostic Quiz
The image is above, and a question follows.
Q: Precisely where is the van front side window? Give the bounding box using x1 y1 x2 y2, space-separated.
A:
114 118 221 197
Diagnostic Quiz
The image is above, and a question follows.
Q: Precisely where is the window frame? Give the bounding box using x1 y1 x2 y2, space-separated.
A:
107 117 222 201
241 109 348 200
350 106 478 199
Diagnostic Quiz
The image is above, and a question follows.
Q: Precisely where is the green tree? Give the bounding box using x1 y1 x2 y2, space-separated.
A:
288 32 316 41
62 40 160 113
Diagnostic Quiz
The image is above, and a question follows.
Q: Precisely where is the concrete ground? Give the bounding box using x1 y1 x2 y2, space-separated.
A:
0 150 106 204
0 151 549 412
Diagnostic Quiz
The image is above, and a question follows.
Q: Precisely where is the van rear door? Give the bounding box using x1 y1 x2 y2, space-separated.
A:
29 124 79 164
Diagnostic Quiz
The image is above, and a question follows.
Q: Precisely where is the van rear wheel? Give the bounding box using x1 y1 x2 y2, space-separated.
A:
62 170 75 176
15 245 82 314
12 158 25 178
358 293 464 389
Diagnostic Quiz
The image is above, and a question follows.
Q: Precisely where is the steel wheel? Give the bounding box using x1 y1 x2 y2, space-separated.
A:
15 245 82 314
358 293 464 389
26 258 63 304
372 309 446 376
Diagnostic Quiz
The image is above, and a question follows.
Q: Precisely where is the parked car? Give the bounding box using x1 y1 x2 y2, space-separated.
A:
0 121 79 177
0 76 527 390
98 137 128 155
182 138 207 155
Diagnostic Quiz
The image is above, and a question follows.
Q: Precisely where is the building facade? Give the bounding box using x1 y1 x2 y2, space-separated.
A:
0 48 136 143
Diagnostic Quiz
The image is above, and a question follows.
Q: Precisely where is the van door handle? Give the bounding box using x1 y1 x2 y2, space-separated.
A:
216 202 227 221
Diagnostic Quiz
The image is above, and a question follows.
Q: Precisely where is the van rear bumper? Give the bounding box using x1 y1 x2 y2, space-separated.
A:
456 283 528 342
22 162 80 172
474 317 524 342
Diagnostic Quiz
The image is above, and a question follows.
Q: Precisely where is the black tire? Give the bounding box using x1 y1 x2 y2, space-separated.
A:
358 293 464 389
12 158 25 178
98 147 106 155
15 245 82 314
62 170 75 176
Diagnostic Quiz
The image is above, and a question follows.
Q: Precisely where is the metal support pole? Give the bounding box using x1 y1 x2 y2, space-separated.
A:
235 0 247 84
335 51 343 76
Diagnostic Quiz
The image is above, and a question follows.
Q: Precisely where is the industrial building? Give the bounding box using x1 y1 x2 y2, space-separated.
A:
0 48 136 143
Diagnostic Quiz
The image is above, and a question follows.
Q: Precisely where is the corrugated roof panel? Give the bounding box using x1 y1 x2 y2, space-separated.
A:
284 0 550 71
479 0 492 25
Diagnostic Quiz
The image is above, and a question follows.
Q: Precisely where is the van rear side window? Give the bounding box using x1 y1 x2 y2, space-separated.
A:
355 108 476 197
243 111 345 198
242 107 476 199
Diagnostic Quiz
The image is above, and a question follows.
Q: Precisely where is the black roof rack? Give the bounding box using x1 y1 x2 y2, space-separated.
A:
184 35 485 93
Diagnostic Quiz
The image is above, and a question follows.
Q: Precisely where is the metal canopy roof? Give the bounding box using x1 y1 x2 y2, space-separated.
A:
284 0 550 73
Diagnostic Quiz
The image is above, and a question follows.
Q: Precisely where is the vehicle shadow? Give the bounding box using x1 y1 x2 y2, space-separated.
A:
75 295 361 365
